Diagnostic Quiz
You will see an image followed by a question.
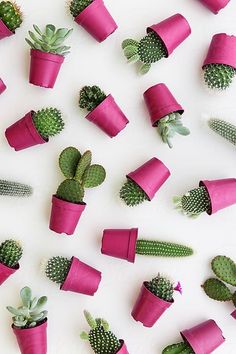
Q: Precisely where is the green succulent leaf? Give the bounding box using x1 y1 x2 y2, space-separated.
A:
20 287 32 307
139 63 151 75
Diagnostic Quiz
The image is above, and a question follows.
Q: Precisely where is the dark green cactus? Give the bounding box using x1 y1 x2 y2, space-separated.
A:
75 150 92 181
0 1 22 32
33 108 64 140
0 180 33 197
59 147 81 178
208 118 236 146
69 0 93 18
136 239 193 257
162 342 194 354
82 164 106 188
0 239 22 268
45 256 71 285
56 179 84 204
212 256 236 286
173 186 210 217
120 179 149 207
203 64 236 90
202 278 233 301
146 275 174 301
79 86 107 112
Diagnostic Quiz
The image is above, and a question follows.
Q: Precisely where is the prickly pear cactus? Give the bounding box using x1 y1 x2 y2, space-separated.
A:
212 256 236 286
33 108 64 140
173 186 210 217
56 179 84 204
45 256 71 285
59 147 81 178
208 118 236 146
79 86 107 112
162 342 194 354
69 0 93 18
0 180 32 197
202 278 233 301
119 179 149 207
82 164 106 188
0 240 22 268
136 239 193 257
0 1 22 32
75 150 92 181
146 275 174 301
203 64 236 90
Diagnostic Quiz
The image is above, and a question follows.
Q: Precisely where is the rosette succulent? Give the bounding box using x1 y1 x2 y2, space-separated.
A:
0 179 33 197
79 85 106 112
69 0 93 18
203 63 236 90
208 118 236 146
45 256 71 286
32 107 64 140
0 1 22 32
0 239 22 268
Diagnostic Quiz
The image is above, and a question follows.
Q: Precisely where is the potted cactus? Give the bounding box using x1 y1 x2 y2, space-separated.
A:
0 1 22 40
26 24 73 88
208 117 236 146
5 108 64 151
69 0 117 42
7 286 48 354
79 85 129 138
0 78 6 94
80 311 129 354
120 157 170 207
122 14 191 74
45 256 101 295
101 228 193 263
0 239 22 285
174 178 236 217
132 274 182 327
197 0 230 14
0 179 32 197
49 147 106 235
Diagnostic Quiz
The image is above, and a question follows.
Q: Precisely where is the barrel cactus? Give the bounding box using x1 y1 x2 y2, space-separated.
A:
45 256 71 285
146 275 174 302
135 239 193 257
208 118 236 146
203 63 236 90
0 239 22 268
79 85 107 112
33 108 64 140
0 180 33 197
0 1 22 32
120 179 149 207
69 0 93 18
162 342 194 354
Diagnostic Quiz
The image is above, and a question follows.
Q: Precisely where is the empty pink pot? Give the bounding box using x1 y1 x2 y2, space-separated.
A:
85 95 129 137
200 178 236 214
29 49 64 88
203 33 236 69
49 196 86 235
231 309 236 319
0 78 6 94
143 83 184 126
61 257 101 295
117 341 129 354
147 14 191 57
181 319 225 354
198 0 230 14
0 261 19 285
5 111 46 151
0 19 13 40
131 282 173 327
75 0 118 42
13 320 47 354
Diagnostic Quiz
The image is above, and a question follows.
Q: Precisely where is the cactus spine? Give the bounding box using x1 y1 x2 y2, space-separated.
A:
0 1 22 32
162 342 194 354
79 86 107 112
146 275 174 302
173 186 210 217
208 118 236 146
45 256 71 285
69 0 93 17
204 64 236 90
136 239 193 257
120 179 149 207
33 108 64 140
0 180 32 197
0 239 22 268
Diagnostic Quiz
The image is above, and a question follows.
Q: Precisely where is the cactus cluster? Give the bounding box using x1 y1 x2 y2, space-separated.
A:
70 0 93 18
45 256 72 285
203 64 236 90
0 239 22 268
33 108 64 140
79 85 107 112
146 275 174 302
208 118 236 146
120 179 149 207
162 342 194 354
0 1 22 32
135 239 193 257
0 179 33 197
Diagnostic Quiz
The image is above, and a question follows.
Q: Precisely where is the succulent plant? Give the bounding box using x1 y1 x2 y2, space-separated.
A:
162 342 194 354
146 275 174 301
7 286 47 329
135 239 193 257
25 24 73 56
69 0 93 18
79 85 107 112
45 256 71 285
32 108 64 140
122 31 167 74
208 118 236 146
0 179 33 197
203 64 236 90
0 239 22 268
0 1 22 32
80 311 121 354
120 179 149 207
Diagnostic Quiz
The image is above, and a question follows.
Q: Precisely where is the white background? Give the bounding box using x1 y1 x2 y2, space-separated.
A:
0 0 235 353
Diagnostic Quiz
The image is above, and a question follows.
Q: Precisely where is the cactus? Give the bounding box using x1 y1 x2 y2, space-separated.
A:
32 108 64 140
212 256 236 286
146 275 174 301
120 179 149 207
59 146 81 178
79 86 107 112
75 150 92 181
80 311 121 354
45 256 71 285
202 278 233 301
82 164 106 188
136 239 193 257
0 179 32 197
69 0 93 17
56 179 85 204
7 286 47 329
162 342 194 354
203 64 236 90
0 1 22 32
26 24 73 56
208 118 236 146
0 239 22 268
173 186 210 217
122 31 167 74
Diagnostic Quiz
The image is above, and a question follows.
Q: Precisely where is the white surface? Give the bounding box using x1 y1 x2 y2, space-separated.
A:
0 0 235 353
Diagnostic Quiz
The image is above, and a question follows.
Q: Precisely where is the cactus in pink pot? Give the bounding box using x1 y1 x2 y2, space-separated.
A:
0 1 22 39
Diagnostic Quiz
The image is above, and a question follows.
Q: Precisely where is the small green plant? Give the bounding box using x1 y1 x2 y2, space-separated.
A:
120 179 149 207
0 180 33 197
32 107 64 140
162 342 194 354
69 0 93 18
122 31 167 74
203 64 236 90
45 256 71 285
25 24 73 56
208 118 236 146
146 275 174 301
7 286 47 328
80 311 121 354
135 239 193 257
79 86 107 112
0 239 22 268
0 1 22 32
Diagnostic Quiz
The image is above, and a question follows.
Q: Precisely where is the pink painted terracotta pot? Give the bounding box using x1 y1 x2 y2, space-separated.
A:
13 320 47 354
75 0 117 42
131 282 173 327
0 78 6 94
231 309 236 319
198 0 230 14
85 95 129 137
49 196 86 235
5 111 46 151
29 49 64 88
181 319 225 354
0 19 13 40
147 14 191 57
60 257 101 295
117 341 129 354
143 83 184 126
0 261 19 285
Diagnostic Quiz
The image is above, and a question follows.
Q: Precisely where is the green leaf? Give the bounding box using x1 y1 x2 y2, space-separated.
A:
20 287 32 307
28 31 43 45
101 319 109 331
6 306 22 316
25 38 36 49
84 311 96 329
128 54 139 63
30 297 37 310
122 38 139 49
46 24 56 36
33 25 42 36
80 331 89 340
123 45 138 59
35 296 47 310
55 28 71 39
29 322 37 328
139 63 151 75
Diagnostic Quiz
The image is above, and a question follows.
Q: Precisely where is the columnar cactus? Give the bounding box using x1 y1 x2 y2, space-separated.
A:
120 179 149 207
69 0 93 18
79 86 107 112
0 239 22 267
146 275 174 302
0 180 33 197
204 64 236 90
45 256 71 285
162 342 194 354
32 108 64 140
0 1 22 32
135 239 193 257
208 118 236 146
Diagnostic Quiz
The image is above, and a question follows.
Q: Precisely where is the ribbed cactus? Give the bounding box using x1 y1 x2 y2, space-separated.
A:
162 342 194 354
69 0 93 17
79 86 107 112
173 186 210 217
32 108 64 140
146 275 174 301
208 118 236 146
0 180 32 197
212 256 236 286
45 256 71 285
0 1 22 32
203 64 236 90
136 239 193 257
0 240 22 268
120 179 149 207
80 311 121 354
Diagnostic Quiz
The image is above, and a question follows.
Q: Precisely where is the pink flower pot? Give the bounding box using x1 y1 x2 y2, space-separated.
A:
181 319 225 354
5 111 46 151
127 157 170 201
131 282 173 327
143 83 184 126
75 0 117 42
49 195 86 235
198 0 230 14
0 19 13 40
231 309 236 319
29 49 64 89
203 34 236 69
13 320 47 354
101 228 138 263
85 95 129 137
200 178 236 214
147 14 191 57
60 257 101 295
117 341 129 354
0 261 19 285
0 78 6 94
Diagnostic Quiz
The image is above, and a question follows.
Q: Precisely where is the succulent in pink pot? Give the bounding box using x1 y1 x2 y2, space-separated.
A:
197 0 230 14
0 239 22 285
0 1 22 40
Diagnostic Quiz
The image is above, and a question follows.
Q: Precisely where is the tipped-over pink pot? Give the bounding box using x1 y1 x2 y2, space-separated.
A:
117 341 129 354
181 319 225 354
29 49 64 88
61 257 101 295
147 14 191 57
75 0 118 42
49 196 86 235
0 78 6 94
231 309 236 319
0 19 13 40
85 95 129 137
198 0 230 14
143 83 184 126
13 320 47 354
0 261 19 285
5 111 46 151
131 282 173 327
200 178 236 214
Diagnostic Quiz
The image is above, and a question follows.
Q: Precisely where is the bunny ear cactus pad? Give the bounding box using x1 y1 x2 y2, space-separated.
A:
56 179 85 204
202 278 233 301
0 1 22 32
212 255 236 286
209 118 236 146
204 64 236 90
75 150 92 181
0 240 22 267
162 342 194 354
59 147 81 178
69 0 93 17
33 108 64 140
82 164 106 188
174 186 211 217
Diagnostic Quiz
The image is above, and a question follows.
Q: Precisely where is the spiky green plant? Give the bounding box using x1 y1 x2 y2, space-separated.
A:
173 186 210 218
45 256 71 285
79 86 107 112
122 31 167 74
0 1 22 32
25 24 73 56
203 64 236 90
120 179 149 207
208 118 236 146
162 342 194 354
136 239 193 257
69 0 93 17
80 311 121 354
212 255 236 286
33 108 64 140
7 286 47 329
0 239 22 268
0 180 33 197
146 275 174 301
